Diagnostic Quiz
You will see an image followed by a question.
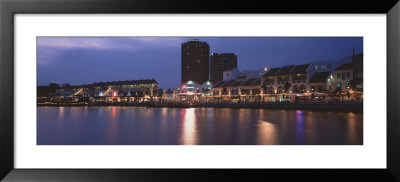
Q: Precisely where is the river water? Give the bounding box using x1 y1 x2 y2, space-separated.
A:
37 106 363 145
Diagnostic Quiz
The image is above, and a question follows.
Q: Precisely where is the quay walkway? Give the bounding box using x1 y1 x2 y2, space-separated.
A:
38 102 363 112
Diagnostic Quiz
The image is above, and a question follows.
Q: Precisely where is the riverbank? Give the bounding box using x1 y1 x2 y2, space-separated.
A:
37 102 363 112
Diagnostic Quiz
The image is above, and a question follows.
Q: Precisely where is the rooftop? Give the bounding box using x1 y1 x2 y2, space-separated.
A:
335 63 353 71
241 78 257 86
276 65 295 76
220 80 236 87
263 68 280 77
230 80 245 87
252 78 261 86
212 81 226 88
309 72 330 83
291 64 310 74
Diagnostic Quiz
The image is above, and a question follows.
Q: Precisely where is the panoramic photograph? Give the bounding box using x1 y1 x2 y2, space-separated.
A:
37 37 363 145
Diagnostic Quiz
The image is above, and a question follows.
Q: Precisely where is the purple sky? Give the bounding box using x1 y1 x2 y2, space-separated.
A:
37 37 363 89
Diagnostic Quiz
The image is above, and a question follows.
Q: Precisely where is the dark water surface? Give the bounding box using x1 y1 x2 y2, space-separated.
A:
37 106 363 145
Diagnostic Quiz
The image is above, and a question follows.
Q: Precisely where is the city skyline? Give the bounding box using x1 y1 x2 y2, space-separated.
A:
37 37 363 89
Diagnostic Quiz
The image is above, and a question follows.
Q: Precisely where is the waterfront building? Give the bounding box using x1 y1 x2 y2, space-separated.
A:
328 63 353 92
262 67 280 95
275 65 295 94
307 56 352 84
309 72 330 93
224 75 248 102
352 52 363 99
307 72 330 102
260 65 295 102
211 69 263 103
260 55 356 103
181 39 210 85
161 89 176 102
176 80 212 102
210 53 237 84
327 63 354 100
50 79 159 103
222 68 240 81
290 64 309 93
238 77 262 102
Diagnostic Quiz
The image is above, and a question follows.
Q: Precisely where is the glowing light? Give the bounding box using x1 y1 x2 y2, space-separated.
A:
264 67 268 71
181 108 198 145
295 110 305 144
257 120 277 144
113 92 117 97
187 81 193 85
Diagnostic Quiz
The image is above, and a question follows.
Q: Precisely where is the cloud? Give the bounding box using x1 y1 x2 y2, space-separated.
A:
37 37 186 50
133 37 185 48
36 37 186 66
37 37 138 50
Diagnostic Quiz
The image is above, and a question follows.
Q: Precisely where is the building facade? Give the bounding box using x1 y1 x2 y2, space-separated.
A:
259 55 359 103
50 79 159 103
210 53 238 84
181 39 210 84
352 52 363 93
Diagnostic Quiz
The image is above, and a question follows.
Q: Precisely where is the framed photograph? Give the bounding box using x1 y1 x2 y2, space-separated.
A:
1 0 399 181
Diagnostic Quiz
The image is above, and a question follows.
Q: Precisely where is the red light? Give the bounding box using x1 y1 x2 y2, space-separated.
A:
113 92 117 97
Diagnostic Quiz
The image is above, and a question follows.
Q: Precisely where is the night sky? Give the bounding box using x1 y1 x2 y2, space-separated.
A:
37 37 363 89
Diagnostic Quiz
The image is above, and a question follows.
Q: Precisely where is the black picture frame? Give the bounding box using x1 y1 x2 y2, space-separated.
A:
1 0 399 181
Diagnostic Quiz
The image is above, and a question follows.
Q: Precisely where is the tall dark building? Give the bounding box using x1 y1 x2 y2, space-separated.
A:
210 53 238 83
181 39 210 84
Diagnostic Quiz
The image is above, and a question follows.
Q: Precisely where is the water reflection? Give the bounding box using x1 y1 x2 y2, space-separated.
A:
257 120 278 145
107 106 119 144
295 110 305 145
180 108 198 145
58 107 64 119
37 107 363 145
347 112 362 144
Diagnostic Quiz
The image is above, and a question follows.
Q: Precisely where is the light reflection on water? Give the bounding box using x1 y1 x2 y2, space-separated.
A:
37 106 363 145
180 108 198 145
256 120 277 145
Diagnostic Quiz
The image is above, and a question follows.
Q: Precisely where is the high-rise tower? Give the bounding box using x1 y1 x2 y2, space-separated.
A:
181 39 210 84
210 53 238 84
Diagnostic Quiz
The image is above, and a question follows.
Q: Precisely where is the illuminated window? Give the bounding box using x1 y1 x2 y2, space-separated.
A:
336 82 341 88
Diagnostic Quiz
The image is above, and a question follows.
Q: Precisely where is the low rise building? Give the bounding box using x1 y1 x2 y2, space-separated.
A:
53 79 159 103
327 63 354 101
176 80 212 102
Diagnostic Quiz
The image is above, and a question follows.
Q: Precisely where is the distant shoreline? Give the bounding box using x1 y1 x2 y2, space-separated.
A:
37 102 363 112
